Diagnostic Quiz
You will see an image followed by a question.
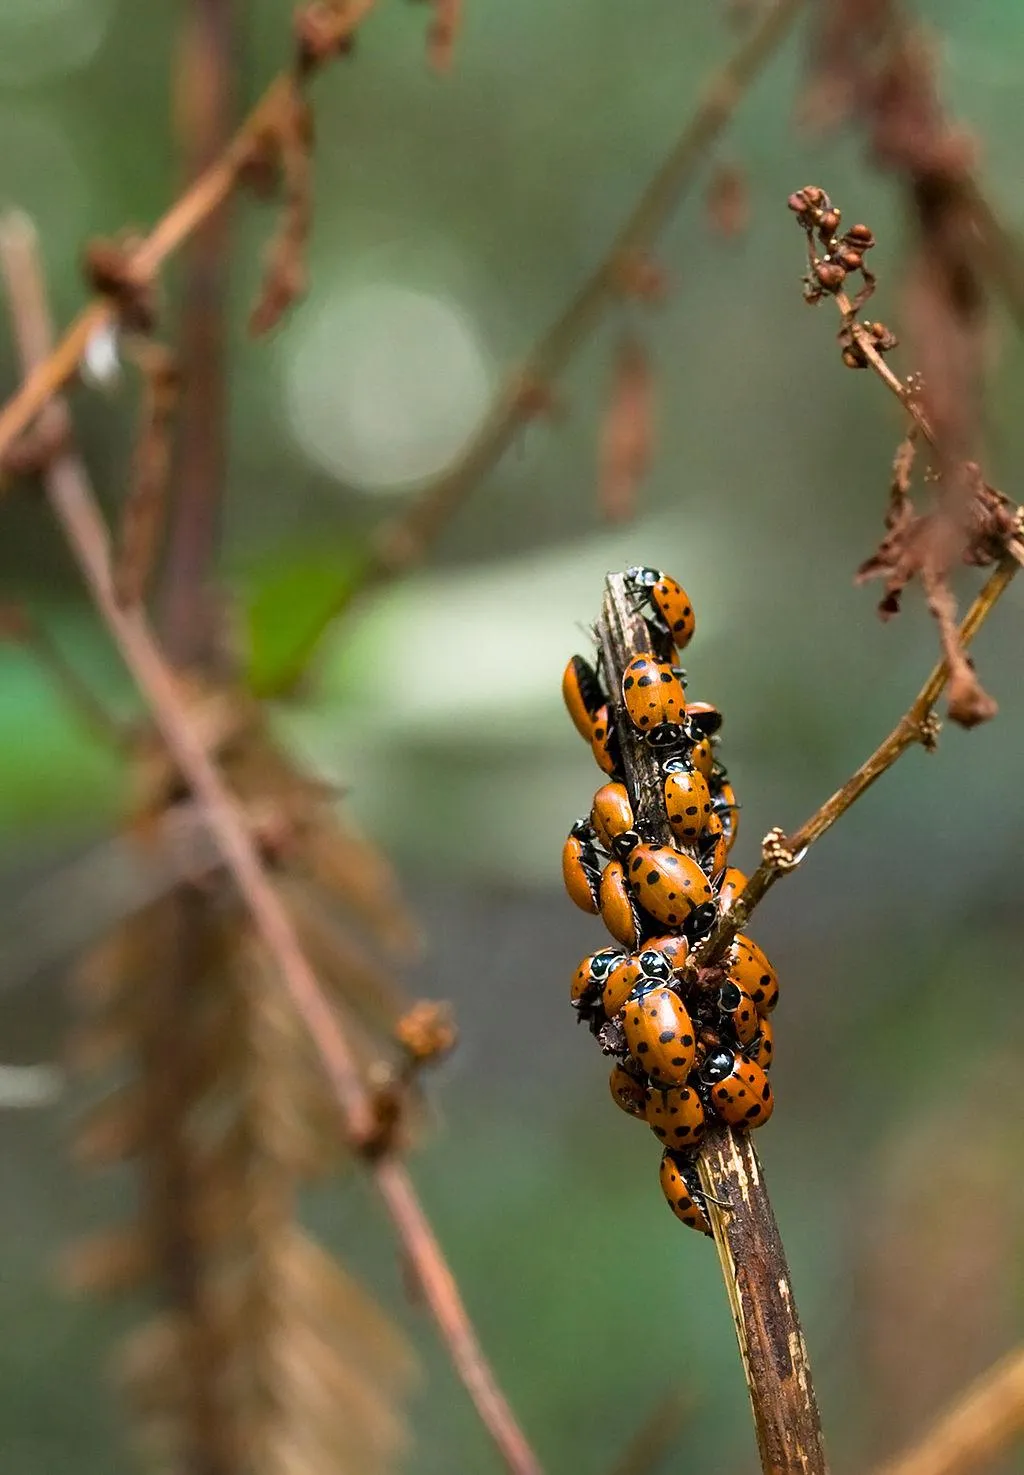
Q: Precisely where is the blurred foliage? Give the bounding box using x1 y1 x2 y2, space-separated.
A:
0 2 1023 1474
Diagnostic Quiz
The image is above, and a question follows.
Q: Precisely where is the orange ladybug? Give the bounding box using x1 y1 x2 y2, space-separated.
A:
622 984 696 1087
627 844 713 929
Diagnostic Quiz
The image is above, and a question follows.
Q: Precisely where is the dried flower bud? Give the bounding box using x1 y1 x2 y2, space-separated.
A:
814 260 847 292
866 321 898 353
844 223 875 249
800 186 826 207
395 1001 457 1064
817 208 841 237
842 345 866 369
835 247 863 272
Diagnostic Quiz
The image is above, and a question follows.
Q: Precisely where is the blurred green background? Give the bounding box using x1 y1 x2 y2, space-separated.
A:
0 1 1022 1472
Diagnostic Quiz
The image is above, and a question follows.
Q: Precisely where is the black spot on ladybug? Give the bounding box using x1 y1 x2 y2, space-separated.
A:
659 671 673 683
681 1034 693 1047
658 1029 675 1044
637 675 653 688
646 870 659 885
746 1104 762 1119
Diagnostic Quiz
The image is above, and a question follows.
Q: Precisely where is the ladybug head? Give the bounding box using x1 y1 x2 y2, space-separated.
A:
646 722 686 752
681 901 719 943
625 565 660 589
718 982 743 1012
611 828 641 860
701 1049 736 1085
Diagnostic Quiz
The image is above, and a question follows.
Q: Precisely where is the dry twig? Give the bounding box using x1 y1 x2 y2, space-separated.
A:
0 211 543 1475
872 1345 1024 1475
261 0 808 688
0 0 381 469
597 575 827 1475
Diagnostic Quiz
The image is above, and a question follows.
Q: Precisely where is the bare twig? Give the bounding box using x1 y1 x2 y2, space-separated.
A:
698 546 1019 967
158 0 239 662
872 1345 1024 1475
259 0 809 691
0 212 544 1475
0 0 381 470
597 574 828 1475
605 1387 694 1475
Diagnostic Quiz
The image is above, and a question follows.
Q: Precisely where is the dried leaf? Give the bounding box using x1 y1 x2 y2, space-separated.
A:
706 163 750 239
427 0 464 74
249 87 314 336
598 335 654 524
114 344 179 608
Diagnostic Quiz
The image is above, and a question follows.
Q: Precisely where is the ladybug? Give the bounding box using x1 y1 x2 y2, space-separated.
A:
627 844 713 929
713 778 740 849
621 654 686 739
599 859 642 949
701 1048 774 1128
590 704 622 778
748 1016 774 1072
685 701 723 738
562 654 605 742
645 1083 706 1150
688 735 715 780
643 933 691 972
717 980 759 1046
658 1150 711 1235
590 782 638 857
662 761 713 845
608 1063 647 1120
571 947 625 1013
625 567 697 652
728 934 779 1016
562 819 602 914
718 866 748 912
681 900 720 943
622 984 696 1087
602 946 676 1018
700 811 729 879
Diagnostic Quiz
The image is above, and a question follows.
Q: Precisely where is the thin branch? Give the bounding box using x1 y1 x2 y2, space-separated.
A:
0 212 544 1475
698 545 1019 966
158 0 238 663
597 574 828 1475
259 0 809 692
604 1386 694 1475
871 1345 1024 1475
0 0 381 470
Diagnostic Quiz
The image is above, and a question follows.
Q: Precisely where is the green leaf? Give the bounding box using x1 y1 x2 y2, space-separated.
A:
241 544 370 698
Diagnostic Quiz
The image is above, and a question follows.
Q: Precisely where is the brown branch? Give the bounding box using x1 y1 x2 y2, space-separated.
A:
597 574 828 1475
605 1387 694 1475
258 0 808 692
0 212 544 1475
698 546 1019 968
871 1345 1024 1475
0 0 381 471
158 0 239 663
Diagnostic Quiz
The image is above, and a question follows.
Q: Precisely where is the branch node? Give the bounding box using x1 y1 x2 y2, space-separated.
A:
760 826 804 872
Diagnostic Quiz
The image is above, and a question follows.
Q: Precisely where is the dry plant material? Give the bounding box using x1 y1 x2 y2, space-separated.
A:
598 334 654 523
247 85 315 336
0 0 382 466
789 185 1018 728
855 1097 1017 1467
1 212 544 1475
561 571 827 1475
67 791 419 1473
114 342 180 608
426 0 464 74
706 163 750 238
873 1346 1024 1475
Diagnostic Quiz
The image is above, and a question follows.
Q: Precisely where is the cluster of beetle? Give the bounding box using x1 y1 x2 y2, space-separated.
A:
561 567 778 1235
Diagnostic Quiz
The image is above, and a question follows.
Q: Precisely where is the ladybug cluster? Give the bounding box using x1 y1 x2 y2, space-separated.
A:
561 567 778 1236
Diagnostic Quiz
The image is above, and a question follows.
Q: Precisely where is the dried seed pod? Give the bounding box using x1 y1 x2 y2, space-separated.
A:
813 260 847 293
844 223 875 250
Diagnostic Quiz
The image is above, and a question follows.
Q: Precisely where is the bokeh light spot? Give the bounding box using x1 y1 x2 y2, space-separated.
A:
0 0 114 87
285 281 493 493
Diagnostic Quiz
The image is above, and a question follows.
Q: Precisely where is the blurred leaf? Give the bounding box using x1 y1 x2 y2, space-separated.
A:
241 543 369 698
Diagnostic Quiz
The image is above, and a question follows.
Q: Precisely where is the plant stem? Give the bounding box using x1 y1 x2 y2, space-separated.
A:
871 1344 1024 1475
0 0 381 470
597 573 828 1475
0 211 545 1475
